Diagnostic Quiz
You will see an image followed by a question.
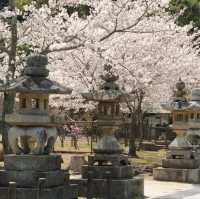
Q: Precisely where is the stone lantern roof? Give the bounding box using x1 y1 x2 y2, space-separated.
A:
82 64 128 102
0 54 72 94
185 88 200 110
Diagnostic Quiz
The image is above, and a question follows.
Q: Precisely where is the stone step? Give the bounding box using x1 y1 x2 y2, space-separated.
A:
162 159 200 169
0 184 78 199
0 170 67 188
4 155 62 171
82 165 134 179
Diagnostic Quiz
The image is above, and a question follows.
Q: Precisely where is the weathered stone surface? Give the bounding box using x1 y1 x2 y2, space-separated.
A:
4 155 62 171
0 184 78 199
88 154 129 166
24 66 49 77
71 176 144 199
0 187 63 199
0 169 67 188
162 159 200 169
153 167 200 183
167 149 193 159
64 184 79 199
82 165 134 179
94 135 123 154
69 155 86 174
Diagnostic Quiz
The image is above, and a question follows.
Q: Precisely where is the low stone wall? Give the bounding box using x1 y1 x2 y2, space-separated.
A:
153 167 200 183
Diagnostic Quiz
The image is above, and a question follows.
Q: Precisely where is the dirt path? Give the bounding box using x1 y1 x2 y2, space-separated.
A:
145 176 200 199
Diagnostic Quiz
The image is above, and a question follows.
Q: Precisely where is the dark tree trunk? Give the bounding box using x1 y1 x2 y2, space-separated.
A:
2 0 17 154
128 113 137 157
2 92 15 154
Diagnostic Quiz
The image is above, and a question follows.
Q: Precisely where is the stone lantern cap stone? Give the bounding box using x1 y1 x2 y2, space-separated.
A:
0 54 72 94
82 64 130 102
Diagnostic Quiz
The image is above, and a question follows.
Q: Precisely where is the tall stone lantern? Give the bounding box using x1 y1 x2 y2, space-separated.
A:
2 55 72 154
73 64 144 199
82 64 124 154
0 55 78 199
153 79 200 183
168 79 192 159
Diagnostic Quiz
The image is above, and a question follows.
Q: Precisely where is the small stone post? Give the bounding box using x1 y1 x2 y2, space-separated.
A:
105 171 111 199
37 178 46 199
87 171 93 199
65 170 70 185
8 182 16 199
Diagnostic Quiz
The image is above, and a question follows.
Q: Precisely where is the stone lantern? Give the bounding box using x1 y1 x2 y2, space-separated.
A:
82 64 125 154
168 79 192 159
153 79 200 183
72 64 144 199
2 55 72 155
0 55 78 199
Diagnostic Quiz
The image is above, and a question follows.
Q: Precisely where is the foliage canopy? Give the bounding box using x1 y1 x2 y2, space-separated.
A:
168 0 200 30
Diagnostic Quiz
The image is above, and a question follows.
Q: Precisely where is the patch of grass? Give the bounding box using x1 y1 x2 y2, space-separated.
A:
55 138 167 167
130 150 167 167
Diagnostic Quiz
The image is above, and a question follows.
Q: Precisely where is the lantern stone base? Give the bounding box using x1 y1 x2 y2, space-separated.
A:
0 169 67 188
153 167 200 183
82 165 134 179
88 154 129 166
71 176 144 199
71 152 144 199
4 154 62 171
167 149 193 159
162 159 200 169
0 184 78 199
0 154 78 199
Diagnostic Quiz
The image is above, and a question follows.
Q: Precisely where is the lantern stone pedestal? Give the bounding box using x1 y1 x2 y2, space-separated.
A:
71 153 144 199
0 155 78 199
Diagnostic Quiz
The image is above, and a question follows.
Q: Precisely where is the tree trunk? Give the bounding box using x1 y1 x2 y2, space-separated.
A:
2 0 17 154
128 113 137 157
2 92 15 154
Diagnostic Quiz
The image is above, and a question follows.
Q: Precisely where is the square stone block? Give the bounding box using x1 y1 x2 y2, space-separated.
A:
0 184 78 199
168 149 193 159
82 165 134 179
0 186 63 199
153 167 200 183
70 176 144 199
4 155 62 171
0 169 67 188
162 159 200 169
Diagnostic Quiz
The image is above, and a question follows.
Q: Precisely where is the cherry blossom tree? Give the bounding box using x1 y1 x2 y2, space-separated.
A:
1 0 200 155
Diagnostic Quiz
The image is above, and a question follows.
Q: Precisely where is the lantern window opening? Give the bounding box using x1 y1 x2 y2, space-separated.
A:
21 98 26 109
31 98 40 109
175 113 183 121
191 113 195 120
197 113 200 120
105 86 110 90
44 99 48 110
103 104 107 115
116 104 120 116
185 114 188 122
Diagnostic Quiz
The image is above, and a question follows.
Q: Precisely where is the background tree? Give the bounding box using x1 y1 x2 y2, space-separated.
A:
1 0 200 155
168 0 200 53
